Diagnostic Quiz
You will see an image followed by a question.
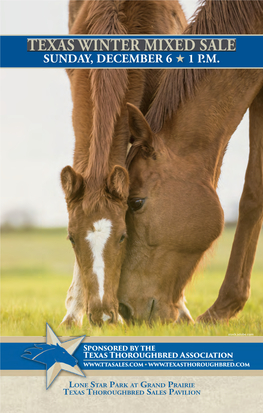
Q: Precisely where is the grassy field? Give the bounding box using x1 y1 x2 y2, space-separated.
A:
1 226 263 336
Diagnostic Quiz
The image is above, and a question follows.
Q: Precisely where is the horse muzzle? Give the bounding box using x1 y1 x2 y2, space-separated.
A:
119 298 159 325
88 309 117 326
119 298 179 324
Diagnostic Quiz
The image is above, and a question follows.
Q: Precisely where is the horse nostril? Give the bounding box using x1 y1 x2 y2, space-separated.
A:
119 303 132 321
89 313 102 326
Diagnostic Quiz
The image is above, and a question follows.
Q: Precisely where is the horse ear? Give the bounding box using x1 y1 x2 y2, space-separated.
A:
107 166 129 201
61 166 84 204
127 103 153 148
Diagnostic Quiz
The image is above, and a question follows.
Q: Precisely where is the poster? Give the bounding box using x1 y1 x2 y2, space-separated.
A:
1 1 263 412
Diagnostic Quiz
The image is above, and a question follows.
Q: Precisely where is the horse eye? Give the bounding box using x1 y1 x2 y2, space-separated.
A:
119 234 126 244
68 235 75 245
128 198 145 212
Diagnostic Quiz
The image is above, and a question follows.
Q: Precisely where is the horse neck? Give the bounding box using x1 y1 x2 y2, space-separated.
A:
164 69 263 187
71 70 92 175
71 71 129 181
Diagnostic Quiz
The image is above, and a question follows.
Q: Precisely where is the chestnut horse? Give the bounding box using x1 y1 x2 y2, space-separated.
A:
60 0 186 326
118 0 263 324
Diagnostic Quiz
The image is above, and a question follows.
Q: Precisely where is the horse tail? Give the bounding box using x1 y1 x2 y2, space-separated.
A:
86 0 128 188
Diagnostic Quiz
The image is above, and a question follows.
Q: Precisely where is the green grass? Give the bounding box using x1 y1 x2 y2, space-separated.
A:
1 227 263 336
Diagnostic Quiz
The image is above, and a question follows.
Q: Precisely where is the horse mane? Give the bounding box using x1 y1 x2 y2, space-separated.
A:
85 0 128 187
146 0 263 133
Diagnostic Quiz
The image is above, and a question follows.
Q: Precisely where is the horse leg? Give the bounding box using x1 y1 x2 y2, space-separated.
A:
60 259 86 327
176 291 194 324
197 86 263 323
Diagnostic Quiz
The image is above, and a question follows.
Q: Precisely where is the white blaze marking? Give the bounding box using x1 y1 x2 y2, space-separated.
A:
86 219 112 301
102 314 111 322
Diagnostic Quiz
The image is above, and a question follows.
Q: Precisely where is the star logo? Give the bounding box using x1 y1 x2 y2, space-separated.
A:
22 323 85 389
176 54 184 62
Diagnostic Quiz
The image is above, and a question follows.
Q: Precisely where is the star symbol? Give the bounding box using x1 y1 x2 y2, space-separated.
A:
176 54 184 62
22 323 85 389
46 323 85 388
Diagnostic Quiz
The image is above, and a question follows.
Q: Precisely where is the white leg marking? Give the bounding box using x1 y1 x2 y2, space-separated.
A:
86 219 112 301
177 294 194 324
117 314 124 324
61 260 85 327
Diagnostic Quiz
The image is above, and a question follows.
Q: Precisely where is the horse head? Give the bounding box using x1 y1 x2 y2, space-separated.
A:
118 104 224 324
22 344 77 369
61 163 129 326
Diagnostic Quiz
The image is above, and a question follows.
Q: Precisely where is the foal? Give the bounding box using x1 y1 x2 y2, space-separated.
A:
61 0 186 326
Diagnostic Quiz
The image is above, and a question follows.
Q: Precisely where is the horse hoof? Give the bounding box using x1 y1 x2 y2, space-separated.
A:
176 311 195 324
176 297 195 324
59 314 82 328
196 308 220 324
117 314 124 324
